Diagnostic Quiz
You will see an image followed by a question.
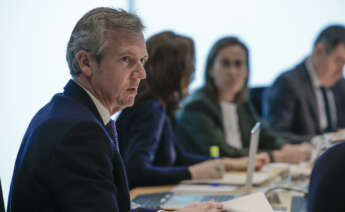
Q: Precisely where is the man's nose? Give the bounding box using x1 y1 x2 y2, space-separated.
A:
134 62 146 79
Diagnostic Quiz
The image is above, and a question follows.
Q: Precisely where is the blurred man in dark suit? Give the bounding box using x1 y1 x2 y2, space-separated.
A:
7 7 223 212
308 141 345 212
263 25 345 144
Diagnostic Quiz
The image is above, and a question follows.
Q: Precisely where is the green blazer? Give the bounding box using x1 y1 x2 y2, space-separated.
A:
175 86 284 159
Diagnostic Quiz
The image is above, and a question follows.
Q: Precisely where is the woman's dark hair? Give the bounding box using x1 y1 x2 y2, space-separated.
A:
205 36 250 103
135 31 195 114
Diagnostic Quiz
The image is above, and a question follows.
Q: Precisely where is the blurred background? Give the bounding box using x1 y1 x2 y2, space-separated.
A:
1 0 344 206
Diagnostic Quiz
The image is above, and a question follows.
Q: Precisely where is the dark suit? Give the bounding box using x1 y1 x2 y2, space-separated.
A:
116 98 207 189
8 80 154 212
263 59 345 143
308 141 345 212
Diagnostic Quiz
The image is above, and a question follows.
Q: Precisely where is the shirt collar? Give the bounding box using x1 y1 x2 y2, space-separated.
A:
306 56 321 88
73 79 111 125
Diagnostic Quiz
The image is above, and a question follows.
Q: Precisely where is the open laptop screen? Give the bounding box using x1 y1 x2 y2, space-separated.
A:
245 122 261 193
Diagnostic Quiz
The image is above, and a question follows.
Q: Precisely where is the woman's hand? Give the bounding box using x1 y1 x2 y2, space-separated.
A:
188 160 225 180
221 157 248 171
273 143 312 163
221 153 269 171
175 200 223 212
255 153 270 169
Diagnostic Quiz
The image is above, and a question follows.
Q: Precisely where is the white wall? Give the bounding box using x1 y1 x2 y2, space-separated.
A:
135 0 345 89
1 0 344 207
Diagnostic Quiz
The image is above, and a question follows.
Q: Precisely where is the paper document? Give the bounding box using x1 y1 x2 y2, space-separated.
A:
182 172 270 185
222 192 274 212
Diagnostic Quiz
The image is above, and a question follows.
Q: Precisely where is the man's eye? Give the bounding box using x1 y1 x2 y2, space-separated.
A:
140 58 147 65
121 56 129 62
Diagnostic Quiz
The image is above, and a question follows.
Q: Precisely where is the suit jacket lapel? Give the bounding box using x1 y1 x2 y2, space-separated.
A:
300 62 321 132
112 150 131 212
63 80 104 124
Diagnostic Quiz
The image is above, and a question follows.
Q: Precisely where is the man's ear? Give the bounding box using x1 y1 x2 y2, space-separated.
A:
76 50 94 77
314 43 327 57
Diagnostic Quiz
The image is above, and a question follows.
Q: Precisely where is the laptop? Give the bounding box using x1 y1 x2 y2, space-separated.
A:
132 192 236 210
182 122 269 187
132 122 264 210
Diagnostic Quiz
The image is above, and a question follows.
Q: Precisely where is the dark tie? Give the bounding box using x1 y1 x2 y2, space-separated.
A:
320 87 333 132
105 119 119 151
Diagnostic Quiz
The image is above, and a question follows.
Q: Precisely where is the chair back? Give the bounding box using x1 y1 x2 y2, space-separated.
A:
249 86 267 116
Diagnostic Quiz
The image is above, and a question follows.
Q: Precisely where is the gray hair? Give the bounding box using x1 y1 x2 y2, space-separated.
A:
66 7 145 76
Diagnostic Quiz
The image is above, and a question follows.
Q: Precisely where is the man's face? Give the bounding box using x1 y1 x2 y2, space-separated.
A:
316 43 345 87
90 30 148 113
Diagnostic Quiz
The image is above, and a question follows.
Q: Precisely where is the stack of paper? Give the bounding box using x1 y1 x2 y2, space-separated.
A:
222 192 274 212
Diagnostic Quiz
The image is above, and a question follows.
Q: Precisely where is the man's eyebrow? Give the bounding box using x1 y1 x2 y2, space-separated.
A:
118 49 135 56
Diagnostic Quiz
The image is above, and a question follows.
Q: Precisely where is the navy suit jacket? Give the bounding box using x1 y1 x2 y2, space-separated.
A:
308 141 345 212
116 98 208 189
8 80 154 212
263 59 345 143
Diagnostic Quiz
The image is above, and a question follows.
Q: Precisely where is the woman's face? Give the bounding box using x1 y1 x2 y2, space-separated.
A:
210 45 248 96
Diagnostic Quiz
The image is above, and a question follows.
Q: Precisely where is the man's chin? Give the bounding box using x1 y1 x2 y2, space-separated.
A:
118 96 136 108
323 79 339 87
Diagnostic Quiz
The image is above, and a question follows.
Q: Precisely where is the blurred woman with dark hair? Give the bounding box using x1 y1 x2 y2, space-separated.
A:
175 36 311 163
116 32 267 189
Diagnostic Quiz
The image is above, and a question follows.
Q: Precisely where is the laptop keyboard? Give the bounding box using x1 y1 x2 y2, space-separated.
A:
290 196 307 212
132 192 234 209
132 192 172 209
201 195 234 202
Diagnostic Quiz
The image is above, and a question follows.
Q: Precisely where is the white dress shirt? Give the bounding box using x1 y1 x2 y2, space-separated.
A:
73 80 111 125
306 57 337 131
220 101 242 149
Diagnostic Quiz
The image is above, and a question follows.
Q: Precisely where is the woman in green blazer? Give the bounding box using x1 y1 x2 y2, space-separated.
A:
175 37 311 163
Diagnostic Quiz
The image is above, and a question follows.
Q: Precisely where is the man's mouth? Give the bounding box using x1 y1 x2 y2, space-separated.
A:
127 87 137 93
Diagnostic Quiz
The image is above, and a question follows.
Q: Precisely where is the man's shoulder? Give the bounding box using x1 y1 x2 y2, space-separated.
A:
311 142 345 188
279 61 306 79
30 93 102 139
18 93 107 170
333 78 345 91
46 93 99 123
272 60 308 88
318 142 345 166
308 141 345 212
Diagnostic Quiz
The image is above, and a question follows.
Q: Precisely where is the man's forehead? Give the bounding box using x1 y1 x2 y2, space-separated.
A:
104 30 147 54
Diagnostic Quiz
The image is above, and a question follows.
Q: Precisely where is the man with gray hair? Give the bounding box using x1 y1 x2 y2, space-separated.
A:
7 7 223 212
263 24 345 144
